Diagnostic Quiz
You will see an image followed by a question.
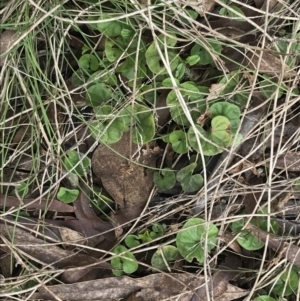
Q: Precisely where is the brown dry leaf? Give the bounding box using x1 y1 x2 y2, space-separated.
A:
0 223 111 283
32 273 197 301
245 224 300 268
197 108 210 126
245 50 296 79
59 227 85 249
0 194 74 212
220 231 242 254
206 83 225 102
179 271 247 301
274 152 300 171
228 160 255 175
92 132 160 209
0 30 19 66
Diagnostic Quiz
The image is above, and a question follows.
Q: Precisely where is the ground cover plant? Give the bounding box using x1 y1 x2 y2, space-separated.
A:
1 0 300 300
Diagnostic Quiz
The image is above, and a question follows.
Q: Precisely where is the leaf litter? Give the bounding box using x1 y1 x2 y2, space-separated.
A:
1 0 300 300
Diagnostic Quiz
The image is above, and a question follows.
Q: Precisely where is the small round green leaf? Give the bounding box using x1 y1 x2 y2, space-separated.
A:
121 28 135 39
105 38 124 62
176 218 219 263
89 120 123 144
232 209 279 251
125 235 140 248
231 218 264 251
86 83 113 106
111 245 138 276
89 105 127 144
190 40 222 65
166 83 200 126
97 14 123 37
78 54 99 71
186 55 200 66
57 187 79 203
161 78 180 87
72 69 86 86
121 104 155 144
179 8 198 25
63 151 90 176
210 102 241 134
227 5 246 21
176 163 203 193
169 130 189 154
145 34 179 74
153 168 176 191
150 223 164 238
151 246 179 272
272 269 299 296
188 125 221 156
180 174 204 193
176 163 197 183
175 63 186 79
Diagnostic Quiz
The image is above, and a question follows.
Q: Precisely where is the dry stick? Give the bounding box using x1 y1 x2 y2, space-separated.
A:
194 99 269 214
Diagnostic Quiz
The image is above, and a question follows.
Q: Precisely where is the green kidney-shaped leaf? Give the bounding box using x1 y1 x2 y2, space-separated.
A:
162 78 180 87
176 163 203 193
63 151 90 176
175 63 186 79
57 187 79 203
89 120 124 144
78 54 99 71
180 174 204 193
145 34 179 74
169 130 189 154
111 245 138 276
121 104 155 144
176 163 197 183
210 116 232 145
272 269 299 296
176 218 219 263
231 218 264 251
151 223 164 238
210 102 241 134
87 83 113 106
186 55 200 66
153 168 176 191
151 246 179 272
166 82 201 126
232 209 279 251
125 235 140 248
256 207 279 234
105 38 125 62
190 40 222 65
188 125 219 155
237 231 265 251
293 179 300 191
89 105 128 144
188 117 232 156
97 14 124 37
